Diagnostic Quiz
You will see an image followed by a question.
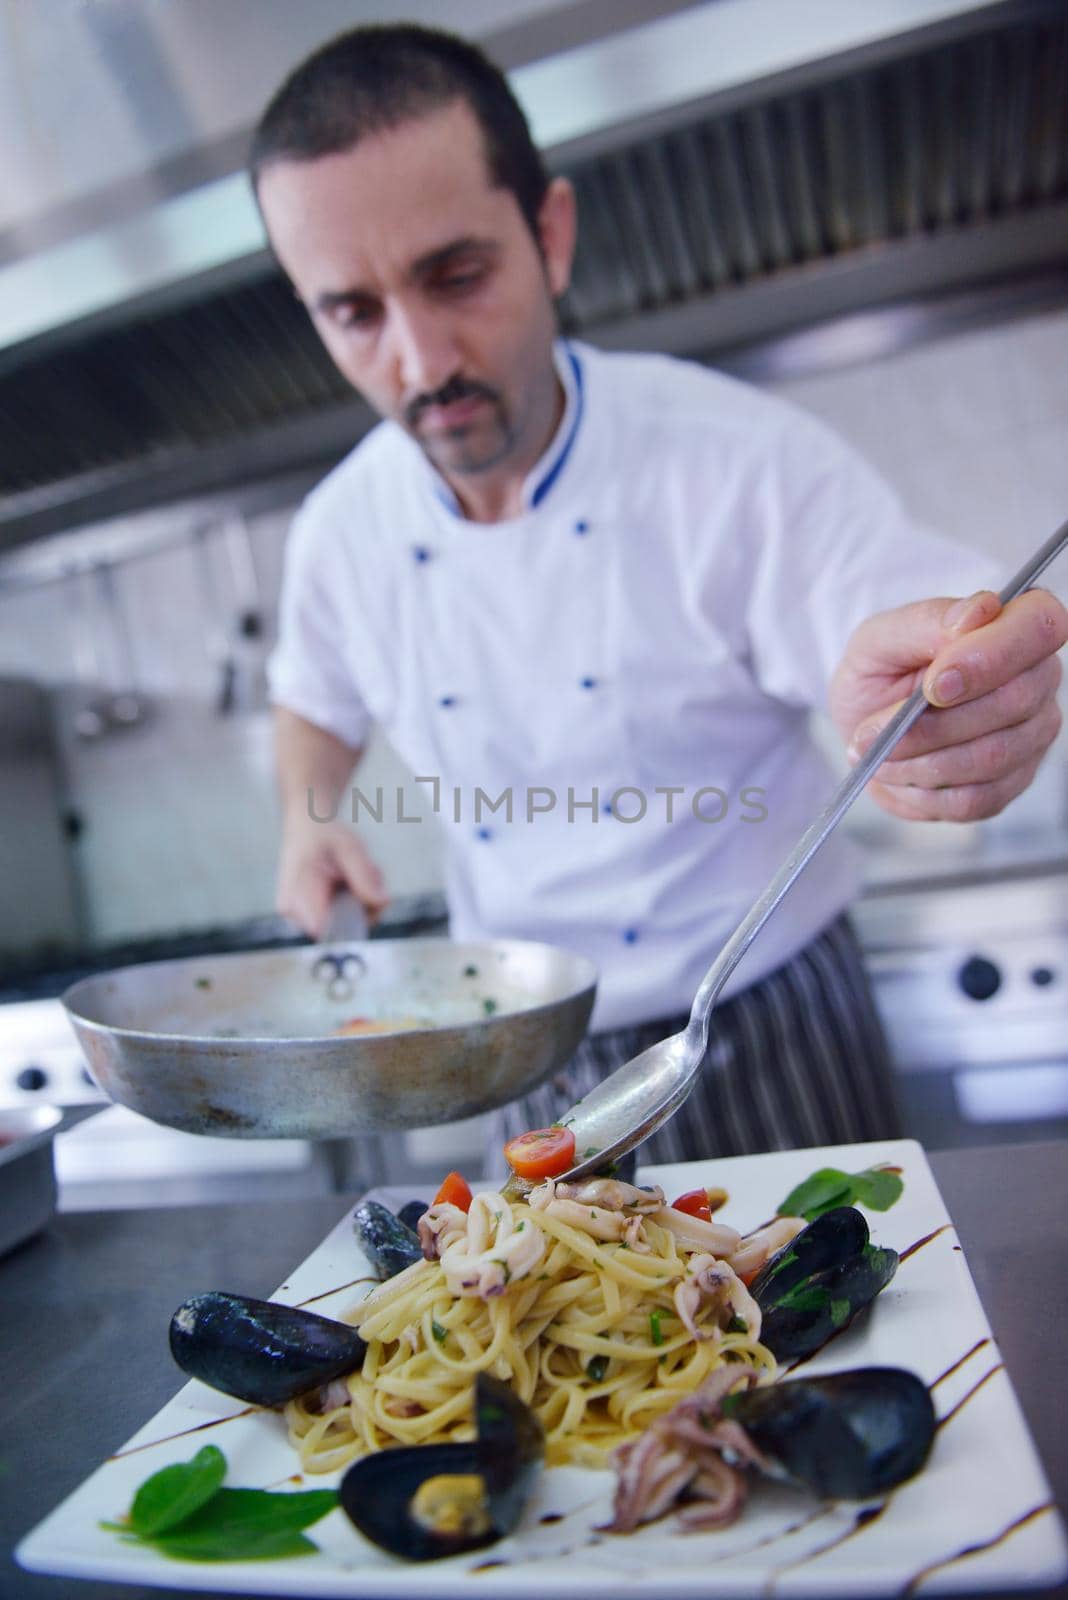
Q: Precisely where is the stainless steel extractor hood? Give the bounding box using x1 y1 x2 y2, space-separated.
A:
1 0 1066 545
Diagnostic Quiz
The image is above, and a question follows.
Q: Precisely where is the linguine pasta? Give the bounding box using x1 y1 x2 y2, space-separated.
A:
286 1190 777 1473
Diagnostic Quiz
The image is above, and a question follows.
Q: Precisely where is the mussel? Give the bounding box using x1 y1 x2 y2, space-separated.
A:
338 1373 544 1561
352 1199 424 1279
723 1367 936 1499
750 1206 898 1363
397 1198 430 1233
169 1291 366 1407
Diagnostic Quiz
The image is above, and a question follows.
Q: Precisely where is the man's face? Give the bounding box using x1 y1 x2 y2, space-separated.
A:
257 99 573 484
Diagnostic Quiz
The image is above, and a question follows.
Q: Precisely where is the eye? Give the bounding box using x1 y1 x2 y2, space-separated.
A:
437 266 488 295
328 301 380 331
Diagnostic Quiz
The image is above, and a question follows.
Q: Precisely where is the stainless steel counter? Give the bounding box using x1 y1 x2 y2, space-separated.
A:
2 1143 1065 1600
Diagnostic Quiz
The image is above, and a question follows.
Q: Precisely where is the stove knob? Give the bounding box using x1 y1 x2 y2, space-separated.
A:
16 1065 49 1092
957 955 1001 1002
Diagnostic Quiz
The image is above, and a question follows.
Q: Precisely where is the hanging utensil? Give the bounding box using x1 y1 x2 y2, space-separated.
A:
93 562 147 729
67 567 109 741
220 513 268 713
192 523 237 716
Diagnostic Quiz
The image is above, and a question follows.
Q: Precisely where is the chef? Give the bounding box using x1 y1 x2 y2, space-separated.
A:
256 24 1066 1161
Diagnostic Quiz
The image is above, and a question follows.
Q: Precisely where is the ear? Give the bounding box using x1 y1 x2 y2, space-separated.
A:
537 177 577 298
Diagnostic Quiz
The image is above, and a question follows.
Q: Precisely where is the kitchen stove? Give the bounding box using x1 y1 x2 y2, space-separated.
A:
855 857 1068 1148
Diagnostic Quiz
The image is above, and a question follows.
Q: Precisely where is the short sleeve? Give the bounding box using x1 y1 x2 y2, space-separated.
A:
744 405 1003 710
266 505 373 750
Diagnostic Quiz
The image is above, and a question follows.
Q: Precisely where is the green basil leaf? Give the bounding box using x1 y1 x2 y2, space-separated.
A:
778 1164 905 1221
777 1168 852 1221
151 1527 320 1563
850 1166 905 1212
129 1445 227 1538
107 1445 338 1565
586 1354 609 1382
186 1486 337 1535
147 1486 337 1562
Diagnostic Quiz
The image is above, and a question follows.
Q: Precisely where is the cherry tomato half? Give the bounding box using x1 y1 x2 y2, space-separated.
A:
503 1125 577 1181
433 1170 473 1211
671 1188 713 1224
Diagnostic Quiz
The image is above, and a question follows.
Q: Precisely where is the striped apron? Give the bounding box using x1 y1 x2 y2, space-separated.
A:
489 913 901 1169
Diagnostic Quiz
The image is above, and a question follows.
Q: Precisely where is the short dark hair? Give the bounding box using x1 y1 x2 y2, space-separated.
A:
250 24 550 239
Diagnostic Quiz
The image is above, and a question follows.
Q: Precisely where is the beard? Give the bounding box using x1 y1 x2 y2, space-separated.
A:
403 375 517 476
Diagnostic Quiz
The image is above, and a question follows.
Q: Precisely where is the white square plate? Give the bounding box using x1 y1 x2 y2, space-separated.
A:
16 1140 1068 1596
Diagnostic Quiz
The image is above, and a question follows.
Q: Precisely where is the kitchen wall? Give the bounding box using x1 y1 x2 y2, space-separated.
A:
1 301 1066 949
0 498 446 949
768 302 1068 858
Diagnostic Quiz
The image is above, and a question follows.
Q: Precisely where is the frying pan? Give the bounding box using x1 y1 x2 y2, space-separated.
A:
62 937 597 1139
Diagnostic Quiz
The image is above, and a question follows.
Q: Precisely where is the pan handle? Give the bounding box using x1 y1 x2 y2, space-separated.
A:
323 891 369 943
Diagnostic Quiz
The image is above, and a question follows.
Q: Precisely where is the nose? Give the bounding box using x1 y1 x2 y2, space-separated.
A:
386 298 460 400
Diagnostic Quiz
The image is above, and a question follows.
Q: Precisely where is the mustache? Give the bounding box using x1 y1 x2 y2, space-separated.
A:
404 375 500 429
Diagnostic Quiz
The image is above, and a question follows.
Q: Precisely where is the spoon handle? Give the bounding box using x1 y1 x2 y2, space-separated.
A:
685 515 1068 1046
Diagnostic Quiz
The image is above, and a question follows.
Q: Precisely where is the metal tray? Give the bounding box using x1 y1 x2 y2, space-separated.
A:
0 1104 62 1256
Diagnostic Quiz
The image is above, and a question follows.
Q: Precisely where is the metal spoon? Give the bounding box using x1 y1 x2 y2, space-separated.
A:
556 517 1068 1182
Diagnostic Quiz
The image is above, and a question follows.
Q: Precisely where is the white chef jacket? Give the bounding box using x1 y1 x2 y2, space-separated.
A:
268 340 998 1030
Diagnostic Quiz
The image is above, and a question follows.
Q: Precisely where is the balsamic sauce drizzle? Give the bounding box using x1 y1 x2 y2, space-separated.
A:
931 1337 990 1389
784 1220 959 1374
765 1500 888 1583
297 1274 378 1308
936 1362 1005 1429
110 1404 257 1459
706 1502 831 1564
898 1223 954 1263
901 1502 1054 1594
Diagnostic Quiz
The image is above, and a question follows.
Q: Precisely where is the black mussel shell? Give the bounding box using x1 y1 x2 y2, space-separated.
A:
752 1207 899 1363
339 1373 544 1561
474 1370 545 1534
397 1198 430 1232
169 1291 366 1407
750 1206 870 1303
723 1367 936 1499
352 1199 423 1279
